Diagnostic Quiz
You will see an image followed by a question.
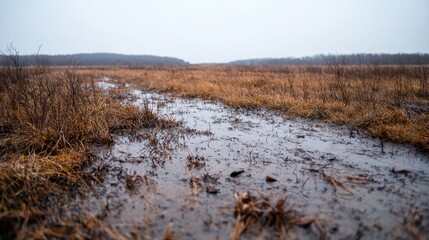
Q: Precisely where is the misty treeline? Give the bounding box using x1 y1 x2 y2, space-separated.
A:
0 52 189 67
1 50 429 67
228 53 429 66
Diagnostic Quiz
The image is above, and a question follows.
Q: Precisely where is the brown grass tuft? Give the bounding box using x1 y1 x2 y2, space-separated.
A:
232 192 315 240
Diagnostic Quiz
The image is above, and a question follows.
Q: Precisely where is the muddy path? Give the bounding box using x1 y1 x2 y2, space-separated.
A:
81 79 429 239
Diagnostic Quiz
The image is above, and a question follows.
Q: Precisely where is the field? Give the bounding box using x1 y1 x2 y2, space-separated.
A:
1 62 429 239
81 65 429 150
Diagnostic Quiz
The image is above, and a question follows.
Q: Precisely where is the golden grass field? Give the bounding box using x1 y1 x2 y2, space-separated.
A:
81 65 429 151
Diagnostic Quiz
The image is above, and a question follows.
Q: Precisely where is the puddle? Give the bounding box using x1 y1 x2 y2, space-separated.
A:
81 81 429 239
96 77 117 89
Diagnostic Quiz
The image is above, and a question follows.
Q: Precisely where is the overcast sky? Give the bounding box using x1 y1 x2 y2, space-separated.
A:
1 0 428 63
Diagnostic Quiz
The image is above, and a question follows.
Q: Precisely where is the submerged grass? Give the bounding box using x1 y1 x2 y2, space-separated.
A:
78 65 429 151
0 52 171 238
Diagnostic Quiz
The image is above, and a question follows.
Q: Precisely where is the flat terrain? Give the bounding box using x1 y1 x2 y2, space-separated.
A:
79 65 429 151
79 78 429 239
1 65 428 239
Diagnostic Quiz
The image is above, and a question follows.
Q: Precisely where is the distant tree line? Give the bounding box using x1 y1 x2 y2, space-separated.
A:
228 53 429 66
0 53 190 66
2 52 428 67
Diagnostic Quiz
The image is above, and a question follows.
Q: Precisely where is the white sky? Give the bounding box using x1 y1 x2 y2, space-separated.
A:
1 0 428 63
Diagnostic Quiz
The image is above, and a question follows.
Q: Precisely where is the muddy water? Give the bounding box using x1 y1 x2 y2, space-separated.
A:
85 80 429 239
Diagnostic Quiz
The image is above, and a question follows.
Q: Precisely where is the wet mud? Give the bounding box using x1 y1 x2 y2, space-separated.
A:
80 78 429 239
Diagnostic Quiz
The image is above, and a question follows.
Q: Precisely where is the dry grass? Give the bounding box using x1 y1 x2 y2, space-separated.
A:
186 154 205 170
3 61 425 237
232 192 317 240
0 53 171 238
76 65 429 151
403 207 426 240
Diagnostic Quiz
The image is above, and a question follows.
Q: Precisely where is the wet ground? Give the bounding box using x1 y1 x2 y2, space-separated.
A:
81 79 429 239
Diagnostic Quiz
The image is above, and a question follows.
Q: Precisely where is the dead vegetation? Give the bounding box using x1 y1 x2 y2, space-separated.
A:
2 51 427 238
403 207 426 240
186 154 206 170
78 63 429 151
232 192 319 240
0 49 172 239
319 170 355 195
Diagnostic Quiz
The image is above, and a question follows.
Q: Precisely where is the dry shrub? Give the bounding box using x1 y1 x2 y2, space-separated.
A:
0 50 171 238
0 67 149 154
